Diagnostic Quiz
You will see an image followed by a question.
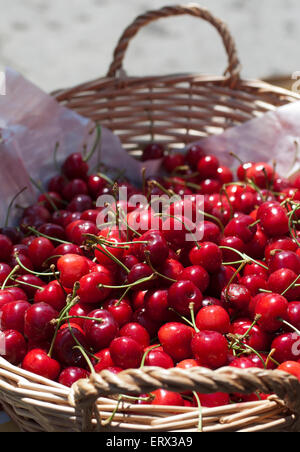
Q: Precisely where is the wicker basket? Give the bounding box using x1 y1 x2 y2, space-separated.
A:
1 4 300 433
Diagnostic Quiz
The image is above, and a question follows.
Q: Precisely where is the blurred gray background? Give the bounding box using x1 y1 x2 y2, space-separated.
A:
0 0 299 92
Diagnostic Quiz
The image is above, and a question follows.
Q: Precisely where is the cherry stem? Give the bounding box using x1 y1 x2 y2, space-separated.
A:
27 226 71 245
30 177 59 212
83 124 102 163
192 391 203 433
98 273 157 290
48 294 80 358
4 187 28 228
189 303 199 333
144 251 177 284
12 277 44 291
97 172 114 187
14 253 59 277
168 307 194 328
219 246 269 270
92 244 130 274
279 319 300 337
115 287 131 306
140 345 161 369
281 274 300 296
1 265 20 291
265 348 279 368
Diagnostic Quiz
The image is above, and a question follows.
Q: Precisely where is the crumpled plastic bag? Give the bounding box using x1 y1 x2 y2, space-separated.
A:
0 68 161 225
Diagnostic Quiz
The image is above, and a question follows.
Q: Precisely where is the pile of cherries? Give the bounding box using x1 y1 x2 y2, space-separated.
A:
1 139 300 410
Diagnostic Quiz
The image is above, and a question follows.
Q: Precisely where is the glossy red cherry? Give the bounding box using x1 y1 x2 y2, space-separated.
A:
268 251 300 275
163 153 185 173
158 323 194 362
57 254 90 289
271 333 300 363
15 274 46 298
185 145 205 169
93 348 114 372
109 336 143 369
119 322 150 349
257 203 289 237
179 265 209 293
224 214 257 243
132 230 169 267
286 303 300 331
151 389 184 407
67 221 98 246
54 323 89 368
22 349 60 380
194 392 230 408
83 309 119 352
278 361 300 381
197 155 219 179
144 289 169 323
102 298 133 327
0 290 15 309
77 271 112 305
4 287 28 302
221 284 251 313
189 242 222 273
58 367 90 387
246 162 274 189
191 331 228 369
24 303 58 342
34 281 66 312
267 268 300 301
0 300 31 334
62 153 89 180
230 320 271 352
168 280 203 316
255 293 288 333
196 306 230 334
127 263 154 290
87 174 107 199
1 329 27 365
143 347 174 368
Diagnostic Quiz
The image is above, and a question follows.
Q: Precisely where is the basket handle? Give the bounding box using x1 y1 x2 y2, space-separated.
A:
107 4 242 84
69 366 300 427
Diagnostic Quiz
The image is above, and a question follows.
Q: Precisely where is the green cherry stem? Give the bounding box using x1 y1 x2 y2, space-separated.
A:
1 265 20 291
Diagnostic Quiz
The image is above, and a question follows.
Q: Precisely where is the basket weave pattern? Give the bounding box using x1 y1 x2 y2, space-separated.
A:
2 4 300 432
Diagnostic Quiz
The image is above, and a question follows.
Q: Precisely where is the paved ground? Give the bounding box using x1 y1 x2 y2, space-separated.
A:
0 0 299 92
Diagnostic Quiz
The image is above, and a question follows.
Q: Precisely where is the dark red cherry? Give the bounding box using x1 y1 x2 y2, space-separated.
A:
83 309 119 352
1 329 27 365
109 336 143 369
24 303 58 342
62 153 89 180
54 323 89 368
58 367 90 387
22 349 60 380
0 300 31 334
167 280 203 316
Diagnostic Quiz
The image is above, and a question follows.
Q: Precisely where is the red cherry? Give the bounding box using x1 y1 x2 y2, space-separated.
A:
57 254 90 289
230 357 255 369
83 309 119 352
143 348 174 368
0 300 31 334
191 330 228 369
255 293 288 333
151 389 184 407
185 145 205 169
224 214 257 243
119 322 150 349
163 153 185 173
77 271 112 305
34 281 66 312
168 280 203 316
286 303 300 331
230 320 271 351
87 174 107 199
4 287 27 301
54 323 89 368
246 162 274 189
267 268 300 301
24 303 58 342
268 251 300 274
179 265 209 293
158 323 194 362
58 367 90 387
197 155 219 179
189 242 222 273
15 274 46 298
144 289 169 323
194 392 230 408
0 290 15 308
102 298 133 327
278 361 300 381
62 153 88 180
22 349 60 380
221 284 251 313
264 237 298 261
196 306 230 334
257 203 289 237
109 337 143 369
1 329 27 365
93 348 114 372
